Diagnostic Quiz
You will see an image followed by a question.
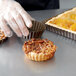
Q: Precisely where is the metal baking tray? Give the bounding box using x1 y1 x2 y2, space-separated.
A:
42 8 76 40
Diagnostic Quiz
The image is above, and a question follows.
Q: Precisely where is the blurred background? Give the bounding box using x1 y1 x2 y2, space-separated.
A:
60 0 76 9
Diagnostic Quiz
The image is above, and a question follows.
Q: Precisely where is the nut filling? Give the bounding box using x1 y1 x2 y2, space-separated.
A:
0 30 6 41
23 38 56 54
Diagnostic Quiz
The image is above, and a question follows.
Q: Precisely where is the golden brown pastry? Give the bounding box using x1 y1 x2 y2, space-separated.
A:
46 7 76 32
0 30 6 43
23 38 56 61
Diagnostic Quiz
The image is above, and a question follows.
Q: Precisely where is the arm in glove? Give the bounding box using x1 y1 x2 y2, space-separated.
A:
0 0 33 37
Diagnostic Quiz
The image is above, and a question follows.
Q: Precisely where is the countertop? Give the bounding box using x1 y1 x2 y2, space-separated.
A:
0 9 76 76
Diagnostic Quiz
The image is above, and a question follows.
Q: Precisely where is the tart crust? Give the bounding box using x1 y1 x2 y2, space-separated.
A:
23 38 56 61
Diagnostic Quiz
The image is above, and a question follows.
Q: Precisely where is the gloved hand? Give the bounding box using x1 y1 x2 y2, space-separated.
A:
0 0 33 37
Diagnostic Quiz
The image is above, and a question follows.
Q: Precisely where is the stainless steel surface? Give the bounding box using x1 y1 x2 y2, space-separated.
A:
0 9 76 76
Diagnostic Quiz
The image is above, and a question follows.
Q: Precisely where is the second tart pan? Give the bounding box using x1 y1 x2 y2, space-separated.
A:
24 20 46 39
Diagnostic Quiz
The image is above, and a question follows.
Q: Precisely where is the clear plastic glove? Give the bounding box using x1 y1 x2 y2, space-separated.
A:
0 0 33 37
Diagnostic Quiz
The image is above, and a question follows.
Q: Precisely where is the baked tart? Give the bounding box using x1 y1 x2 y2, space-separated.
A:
23 38 56 61
46 7 76 32
0 29 6 43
